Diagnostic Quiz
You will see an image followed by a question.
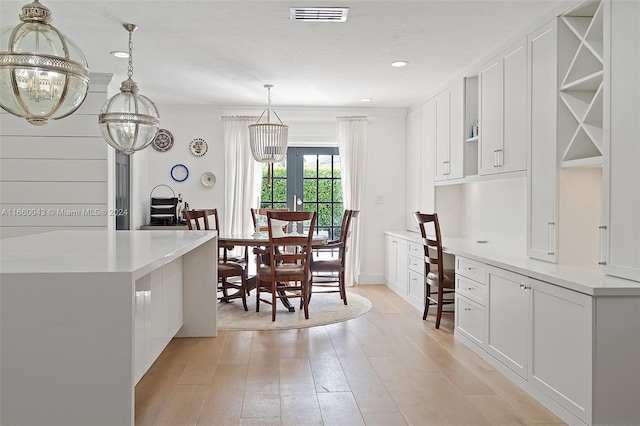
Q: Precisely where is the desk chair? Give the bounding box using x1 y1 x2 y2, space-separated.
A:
310 209 358 305
413 212 455 329
255 211 317 321
183 209 248 311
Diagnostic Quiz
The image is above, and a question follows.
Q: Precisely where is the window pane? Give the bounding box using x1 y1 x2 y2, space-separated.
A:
333 180 342 202
333 204 344 226
318 203 332 227
303 155 317 178
318 155 332 178
333 156 341 178
303 179 317 202
318 179 332 202
272 179 287 202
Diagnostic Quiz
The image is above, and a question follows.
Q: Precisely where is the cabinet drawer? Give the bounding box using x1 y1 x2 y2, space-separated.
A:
456 275 485 306
455 256 485 283
455 295 485 346
407 270 425 308
407 255 423 275
408 241 423 257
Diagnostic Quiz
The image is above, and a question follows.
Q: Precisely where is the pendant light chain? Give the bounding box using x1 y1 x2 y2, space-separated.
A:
127 29 134 79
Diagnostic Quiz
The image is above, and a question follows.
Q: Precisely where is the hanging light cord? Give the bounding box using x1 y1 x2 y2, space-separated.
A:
266 86 271 123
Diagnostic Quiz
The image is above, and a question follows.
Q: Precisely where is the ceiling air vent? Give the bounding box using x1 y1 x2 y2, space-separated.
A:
289 7 349 22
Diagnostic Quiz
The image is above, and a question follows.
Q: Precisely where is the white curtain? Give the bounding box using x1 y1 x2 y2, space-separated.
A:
337 116 368 286
222 116 261 236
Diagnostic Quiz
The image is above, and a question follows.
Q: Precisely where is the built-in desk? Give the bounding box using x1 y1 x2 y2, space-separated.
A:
0 230 217 426
385 230 640 426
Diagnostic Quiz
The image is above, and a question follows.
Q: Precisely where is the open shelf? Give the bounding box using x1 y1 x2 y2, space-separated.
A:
561 156 603 168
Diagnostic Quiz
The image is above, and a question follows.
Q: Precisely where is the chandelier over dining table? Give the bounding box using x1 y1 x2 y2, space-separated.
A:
249 84 288 163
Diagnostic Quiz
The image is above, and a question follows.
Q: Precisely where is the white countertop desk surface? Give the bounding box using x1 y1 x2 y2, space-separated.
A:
386 230 640 296
0 229 216 279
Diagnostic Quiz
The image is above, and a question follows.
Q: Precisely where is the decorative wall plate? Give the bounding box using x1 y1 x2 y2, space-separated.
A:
201 172 216 187
189 138 208 157
170 164 189 182
151 129 174 152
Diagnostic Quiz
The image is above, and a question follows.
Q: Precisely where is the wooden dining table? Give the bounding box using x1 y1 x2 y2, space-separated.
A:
218 232 328 312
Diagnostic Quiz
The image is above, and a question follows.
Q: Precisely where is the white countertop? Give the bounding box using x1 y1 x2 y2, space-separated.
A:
386 230 640 296
0 230 216 279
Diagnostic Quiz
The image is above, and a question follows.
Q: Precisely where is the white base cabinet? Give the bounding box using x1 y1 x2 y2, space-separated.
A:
384 232 426 312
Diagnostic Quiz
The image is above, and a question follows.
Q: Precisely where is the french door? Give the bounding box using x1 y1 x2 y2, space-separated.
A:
260 147 342 239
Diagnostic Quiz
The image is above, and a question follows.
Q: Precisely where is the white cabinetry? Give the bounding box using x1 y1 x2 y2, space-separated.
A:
406 101 435 231
384 234 408 296
434 81 464 181
603 0 640 281
484 265 593 424
478 39 527 176
527 20 558 262
454 256 486 346
407 241 425 308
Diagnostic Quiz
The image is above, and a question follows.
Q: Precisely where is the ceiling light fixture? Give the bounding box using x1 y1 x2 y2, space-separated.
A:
0 0 90 126
391 61 409 67
98 24 159 155
360 98 372 102
110 51 129 59
249 84 288 163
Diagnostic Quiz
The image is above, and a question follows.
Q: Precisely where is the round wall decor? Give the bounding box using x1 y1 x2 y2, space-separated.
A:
201 172 216 187
170 164 189 182
151 129 174 152
189 138 208 157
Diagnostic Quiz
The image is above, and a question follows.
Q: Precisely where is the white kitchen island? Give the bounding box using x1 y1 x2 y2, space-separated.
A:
0 230 218 426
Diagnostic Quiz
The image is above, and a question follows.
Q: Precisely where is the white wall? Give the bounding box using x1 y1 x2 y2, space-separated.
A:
0 73 115 239
140 105 406 284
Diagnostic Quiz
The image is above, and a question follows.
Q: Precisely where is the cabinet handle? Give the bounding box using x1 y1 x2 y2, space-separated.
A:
598 225 607 265
493 148 503 168
465 266 475 270
547 221 555 256
465 287 474 291
520 284 525 289
464 308 472 311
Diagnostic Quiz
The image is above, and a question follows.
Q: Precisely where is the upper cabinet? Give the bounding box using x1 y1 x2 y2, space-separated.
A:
434 81 465 182
478 39 527 176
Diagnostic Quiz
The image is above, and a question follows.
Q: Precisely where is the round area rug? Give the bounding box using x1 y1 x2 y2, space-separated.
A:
217 292 372 331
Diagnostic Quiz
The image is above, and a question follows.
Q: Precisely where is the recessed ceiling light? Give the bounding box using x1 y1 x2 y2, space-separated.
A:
391 61 409 67
110 51 129 59
360 98 372 102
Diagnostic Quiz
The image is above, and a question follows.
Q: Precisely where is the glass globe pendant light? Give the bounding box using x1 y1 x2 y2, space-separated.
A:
249 84 288 163
0 0 90 126
98 24 159 155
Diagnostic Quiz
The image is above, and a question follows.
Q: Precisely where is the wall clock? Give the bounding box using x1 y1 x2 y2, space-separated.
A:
170 164 189 182
189 138 208 157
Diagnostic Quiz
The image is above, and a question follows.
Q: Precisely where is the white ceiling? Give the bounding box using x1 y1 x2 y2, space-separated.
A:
0 0 570 109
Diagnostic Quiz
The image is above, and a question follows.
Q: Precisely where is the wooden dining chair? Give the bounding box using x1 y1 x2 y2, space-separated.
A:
309 209 358 305
183 209 248 311
413 211 455 329
255 210 317 321
251 208 289 232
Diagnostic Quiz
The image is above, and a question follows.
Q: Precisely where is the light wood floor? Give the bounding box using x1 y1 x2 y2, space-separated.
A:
135 285 565 426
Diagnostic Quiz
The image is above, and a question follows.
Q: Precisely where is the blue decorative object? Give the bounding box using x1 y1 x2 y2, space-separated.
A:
170 164 189 182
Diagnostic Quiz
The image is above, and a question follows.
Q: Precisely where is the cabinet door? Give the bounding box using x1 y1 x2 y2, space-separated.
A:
448 79 465 179
456 295 485 346
396 238 409 294
407 269 425 310
527 20 558 262
406 108 421 231
604 0 640 281
434 89 451 181
420 98 436 212
384 235 398 288
486 266 528 379
501 39 527 173
479 56 503 175
529 278 592 424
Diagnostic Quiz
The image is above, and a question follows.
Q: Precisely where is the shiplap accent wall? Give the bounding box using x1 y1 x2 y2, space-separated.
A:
0 73 114 239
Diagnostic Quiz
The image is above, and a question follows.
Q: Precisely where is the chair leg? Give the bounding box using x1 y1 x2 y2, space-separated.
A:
435 285 444 329
240 275 248 312
339 271 347 305
256 279 261 312
423 282 431 321
303 279 309 319
221 279 230 301
271 281 277 322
